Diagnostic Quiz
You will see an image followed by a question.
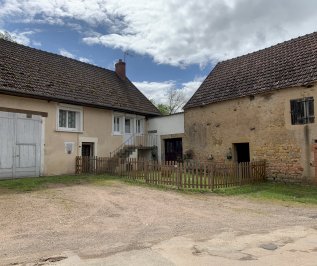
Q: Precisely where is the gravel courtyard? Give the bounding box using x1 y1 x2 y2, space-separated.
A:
1 180 317 265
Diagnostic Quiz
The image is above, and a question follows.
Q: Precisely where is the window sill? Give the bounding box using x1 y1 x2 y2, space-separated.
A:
55 129 83 133
112 132 123 136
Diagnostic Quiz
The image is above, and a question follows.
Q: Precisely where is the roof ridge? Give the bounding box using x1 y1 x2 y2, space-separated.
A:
0 39 161 116
0 38 116 74
218 31 317 65
185 31 317 109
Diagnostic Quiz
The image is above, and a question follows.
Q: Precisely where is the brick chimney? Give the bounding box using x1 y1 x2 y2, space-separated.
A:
115 59 126 80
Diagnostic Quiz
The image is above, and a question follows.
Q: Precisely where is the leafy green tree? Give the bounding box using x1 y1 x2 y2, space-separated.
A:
156 103 170 115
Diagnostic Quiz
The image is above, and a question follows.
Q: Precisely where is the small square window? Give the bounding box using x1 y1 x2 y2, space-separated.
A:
290 97 314 125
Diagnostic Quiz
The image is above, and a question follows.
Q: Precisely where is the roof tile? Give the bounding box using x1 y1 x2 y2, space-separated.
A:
0 39 160 116
185 32 317 109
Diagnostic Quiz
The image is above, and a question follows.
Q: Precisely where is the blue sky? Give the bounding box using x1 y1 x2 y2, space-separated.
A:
1 0 317 104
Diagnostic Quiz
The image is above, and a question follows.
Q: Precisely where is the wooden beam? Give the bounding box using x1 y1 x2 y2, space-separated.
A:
0 107 48 117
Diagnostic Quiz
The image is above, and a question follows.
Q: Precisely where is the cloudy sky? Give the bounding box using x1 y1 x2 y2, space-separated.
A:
1 0 317 105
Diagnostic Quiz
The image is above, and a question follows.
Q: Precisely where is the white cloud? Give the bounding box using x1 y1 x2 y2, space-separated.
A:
59 48 75 59
181 77 205 101
2 0 317 66
134 76 204 106
78 57 92 63
59 48 93 64
133 81 176 104
0 29 33 45
1 28 42 47
32 40 41 46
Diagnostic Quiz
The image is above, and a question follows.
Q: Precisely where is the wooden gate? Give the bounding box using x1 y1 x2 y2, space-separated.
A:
0 111 42 179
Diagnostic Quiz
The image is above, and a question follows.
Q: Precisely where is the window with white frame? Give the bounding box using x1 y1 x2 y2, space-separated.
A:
57 105 82 132
113 112 145 135
125 118 132 134
136 118 144 134
113 115 123 134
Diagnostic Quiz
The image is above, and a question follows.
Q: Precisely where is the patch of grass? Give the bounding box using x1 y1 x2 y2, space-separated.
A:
214 181 317 205
0 174 120 192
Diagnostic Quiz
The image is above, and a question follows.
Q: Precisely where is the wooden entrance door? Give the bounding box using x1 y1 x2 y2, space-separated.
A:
165 138 183 162
82 142 94 157
81 142 94 173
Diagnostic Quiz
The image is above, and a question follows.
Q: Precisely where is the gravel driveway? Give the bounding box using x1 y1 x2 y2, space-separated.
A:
1 181 317 265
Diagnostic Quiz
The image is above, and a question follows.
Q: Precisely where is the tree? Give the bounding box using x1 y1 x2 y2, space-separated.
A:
151 88 187 115
0 31 16 42
165 87 186 114
156 103 170 115
150 99 169 115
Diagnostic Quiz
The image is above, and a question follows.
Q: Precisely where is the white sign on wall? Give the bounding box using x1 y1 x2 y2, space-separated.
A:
64 142 75 154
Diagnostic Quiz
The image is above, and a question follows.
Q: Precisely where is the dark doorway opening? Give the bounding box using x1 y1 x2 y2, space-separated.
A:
82 142 94 157
234 143 250 163
165 138 183 162
81 142 95 173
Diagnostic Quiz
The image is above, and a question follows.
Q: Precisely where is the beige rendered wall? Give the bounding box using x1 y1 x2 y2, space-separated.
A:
148 113 184 161
0 94 124 176
184 84 317 182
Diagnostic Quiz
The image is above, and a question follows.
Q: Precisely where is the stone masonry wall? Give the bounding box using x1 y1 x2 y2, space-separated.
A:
184 84 317 182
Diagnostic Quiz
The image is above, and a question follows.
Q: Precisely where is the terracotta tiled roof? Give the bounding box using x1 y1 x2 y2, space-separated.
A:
184 32 317 109
0 39 160 116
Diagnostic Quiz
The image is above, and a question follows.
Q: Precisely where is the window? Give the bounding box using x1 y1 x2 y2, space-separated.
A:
57 105 82 132
113 117 120 132
113 116 121 133
125 118 131 133
112 112 145 135
136 119 144 134
290 97 314 125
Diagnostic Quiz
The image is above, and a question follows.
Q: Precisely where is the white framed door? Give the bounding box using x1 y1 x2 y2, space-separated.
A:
124 117 133 143
0 111 42 179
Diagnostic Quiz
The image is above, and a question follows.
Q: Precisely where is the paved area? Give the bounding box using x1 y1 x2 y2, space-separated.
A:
0 181 317 265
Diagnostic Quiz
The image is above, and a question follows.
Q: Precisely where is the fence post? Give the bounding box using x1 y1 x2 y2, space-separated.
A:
263 160 267 180
250 161 253 183
145 160 149 183
75 156 80 174
210 164 214 190
238 163 242 185
179 162 183 189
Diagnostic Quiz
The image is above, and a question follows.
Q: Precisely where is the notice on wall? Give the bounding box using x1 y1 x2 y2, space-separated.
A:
64 142 75 154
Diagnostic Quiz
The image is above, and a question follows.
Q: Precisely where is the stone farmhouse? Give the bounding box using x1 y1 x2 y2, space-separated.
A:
184 32 317 182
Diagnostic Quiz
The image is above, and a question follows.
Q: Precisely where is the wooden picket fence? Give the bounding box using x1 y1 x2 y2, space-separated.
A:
75 157 266 190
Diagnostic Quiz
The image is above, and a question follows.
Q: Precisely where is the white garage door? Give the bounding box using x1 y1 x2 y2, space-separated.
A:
0 111 42 179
